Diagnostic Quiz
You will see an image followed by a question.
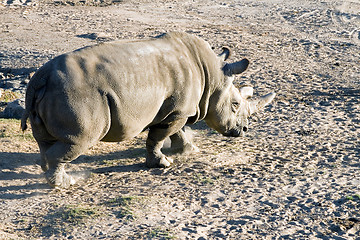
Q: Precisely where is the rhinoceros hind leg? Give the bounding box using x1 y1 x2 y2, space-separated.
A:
37 141 55 172
170 128 199 154
43 142 85 188
146 118 187 168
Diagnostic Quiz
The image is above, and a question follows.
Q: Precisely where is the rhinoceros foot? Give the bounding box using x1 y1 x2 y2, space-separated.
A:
169 128 199 154
146 154 173 168
171 142 199 155
45 165 76 188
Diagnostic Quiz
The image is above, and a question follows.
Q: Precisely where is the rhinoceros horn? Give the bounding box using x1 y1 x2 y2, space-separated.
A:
223 59 249 76
219 47 232 61
249 92 276 115
239 86 254 99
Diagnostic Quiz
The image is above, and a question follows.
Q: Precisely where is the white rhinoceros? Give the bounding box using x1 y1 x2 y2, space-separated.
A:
21 32 275 188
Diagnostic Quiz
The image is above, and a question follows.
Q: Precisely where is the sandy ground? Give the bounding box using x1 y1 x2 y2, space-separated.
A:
1 0 360 239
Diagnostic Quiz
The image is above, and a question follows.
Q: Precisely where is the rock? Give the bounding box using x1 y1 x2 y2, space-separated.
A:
0 99 25 119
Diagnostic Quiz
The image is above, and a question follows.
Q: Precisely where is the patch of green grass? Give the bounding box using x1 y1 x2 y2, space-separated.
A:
104 196 135 206
148 228 176 239
61 205 100 224
193 172 216 185
346 196 354 201
346 194 360 201
103 196 137 220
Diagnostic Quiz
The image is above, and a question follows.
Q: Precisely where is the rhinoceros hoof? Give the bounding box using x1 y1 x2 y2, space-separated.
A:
45 168 75 188
41 164 48 172
146 154 173 168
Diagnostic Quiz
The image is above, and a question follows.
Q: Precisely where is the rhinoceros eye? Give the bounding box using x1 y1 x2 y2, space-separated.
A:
231 102 240 112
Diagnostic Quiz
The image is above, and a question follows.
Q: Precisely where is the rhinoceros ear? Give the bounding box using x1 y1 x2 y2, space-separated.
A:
223 58 249 76
249 92 276 115
239 86 254 99
219 47 231 61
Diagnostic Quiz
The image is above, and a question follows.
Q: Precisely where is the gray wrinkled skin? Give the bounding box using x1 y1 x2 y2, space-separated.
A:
21 32 275 188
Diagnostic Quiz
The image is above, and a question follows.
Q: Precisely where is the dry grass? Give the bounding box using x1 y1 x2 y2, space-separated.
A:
0 118 33 140
0 89 22 102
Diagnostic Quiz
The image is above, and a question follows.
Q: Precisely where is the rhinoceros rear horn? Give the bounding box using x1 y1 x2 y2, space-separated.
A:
223 59 249 76
219 47 231 61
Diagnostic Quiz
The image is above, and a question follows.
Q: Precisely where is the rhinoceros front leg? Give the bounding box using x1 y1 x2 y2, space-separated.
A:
146 118 187 168
170 128 199 154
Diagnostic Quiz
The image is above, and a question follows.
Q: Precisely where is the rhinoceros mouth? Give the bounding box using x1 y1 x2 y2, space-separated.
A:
223 129 242 137
223 126 248 137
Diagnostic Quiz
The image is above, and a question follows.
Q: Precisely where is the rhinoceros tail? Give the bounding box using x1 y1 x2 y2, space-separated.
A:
21 111 29 131
21 69 48 131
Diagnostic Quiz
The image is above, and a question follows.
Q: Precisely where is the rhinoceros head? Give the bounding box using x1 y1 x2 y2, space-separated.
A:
204 48 275 137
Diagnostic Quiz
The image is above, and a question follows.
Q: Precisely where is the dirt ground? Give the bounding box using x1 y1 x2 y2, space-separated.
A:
1 0 360 239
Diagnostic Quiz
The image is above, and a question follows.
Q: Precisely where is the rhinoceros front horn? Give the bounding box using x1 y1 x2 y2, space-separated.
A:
223 59 249 76
249 92 276 115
